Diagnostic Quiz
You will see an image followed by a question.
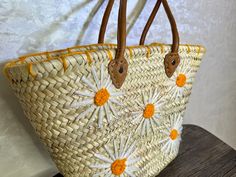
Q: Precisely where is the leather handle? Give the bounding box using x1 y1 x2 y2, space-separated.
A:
98 0 128 88
139 0 162 46
108 0 128 89
140 0 180 78
98 0 114 44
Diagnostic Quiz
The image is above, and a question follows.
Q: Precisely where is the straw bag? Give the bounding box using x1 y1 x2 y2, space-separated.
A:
3 0 205 176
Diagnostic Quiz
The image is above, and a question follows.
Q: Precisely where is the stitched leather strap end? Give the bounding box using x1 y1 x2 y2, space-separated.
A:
108 57 128 89
164 52 180 78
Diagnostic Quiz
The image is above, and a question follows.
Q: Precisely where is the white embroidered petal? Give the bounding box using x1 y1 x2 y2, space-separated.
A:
132 89 164 136
132 114 143 124
113 140 118 159
154 101 164 109
90 163 111 169
110 91 123 97
123 141 136 158
86 107 99 126
81 76 97 92
92 136 139 176
122 134 132 157
132 111 143 116
104 76 111 88
109 97 122 106
141 120 147 136
153 114 160 120
103 145 114 161
162 130 171 136
161 140 170 153
160 114 183 154
148 89 152 102
75 90 94 97
150 119 155 134
135 118 144 134
142 91 147 105
92 168 110 177
146 119 151 134
166 60 192 99
134 99 144 109
119 136 125 157
107 101 118 118
126 165 139 172
94 153 113 163
152 116 159 126
100 63 104 86
98 107 103 128
159 137 169 144
91 66 100 89
76 105 95 120
104 103 111 124
105 78 112 89
165 141 172 154
72 64 123 127
71 98 93 108
126 157 140 165
104 171 112 177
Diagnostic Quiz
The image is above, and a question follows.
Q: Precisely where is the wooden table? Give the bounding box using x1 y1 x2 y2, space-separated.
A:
53 125 236 177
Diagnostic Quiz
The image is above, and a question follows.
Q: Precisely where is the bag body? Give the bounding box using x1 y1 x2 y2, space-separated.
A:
3 0 205 176
4 43 205 176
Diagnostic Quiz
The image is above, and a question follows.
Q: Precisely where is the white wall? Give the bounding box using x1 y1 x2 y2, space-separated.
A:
0 0 235 176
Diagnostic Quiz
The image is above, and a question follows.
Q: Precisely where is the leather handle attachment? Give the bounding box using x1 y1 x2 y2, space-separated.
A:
140 0 180 78
108 0 128 89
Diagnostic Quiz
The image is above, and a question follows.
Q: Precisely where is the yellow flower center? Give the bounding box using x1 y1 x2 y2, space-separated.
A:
143 104 155 119
176 74 187 87
94 88 110 106
169 129 179 140
111 158 127 175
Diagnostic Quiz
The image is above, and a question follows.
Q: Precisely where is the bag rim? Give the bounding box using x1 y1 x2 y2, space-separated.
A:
3 43 206 83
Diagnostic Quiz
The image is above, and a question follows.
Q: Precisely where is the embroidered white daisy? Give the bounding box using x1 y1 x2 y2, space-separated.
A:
91 135 140 177
167 60 192 99
132 89 164 136
71 63 123 128
159 114 183 154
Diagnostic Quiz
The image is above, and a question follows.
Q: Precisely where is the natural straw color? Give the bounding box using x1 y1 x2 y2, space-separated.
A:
4 43 205 177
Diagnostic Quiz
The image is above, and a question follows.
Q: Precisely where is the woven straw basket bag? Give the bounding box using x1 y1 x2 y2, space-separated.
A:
4 0 205 176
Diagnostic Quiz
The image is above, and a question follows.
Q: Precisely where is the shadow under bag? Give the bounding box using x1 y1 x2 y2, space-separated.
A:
3 0 205 176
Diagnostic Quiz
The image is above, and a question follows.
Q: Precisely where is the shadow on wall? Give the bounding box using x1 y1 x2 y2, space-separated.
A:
17 0 97 54
16 0 146 56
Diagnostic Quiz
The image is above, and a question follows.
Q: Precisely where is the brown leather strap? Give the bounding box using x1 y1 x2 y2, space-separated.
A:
162 0 179 53
98 0 126 57
139 0 162 45
108 0 128 89
98 0 114 43
99 0 146 44
140 0 180 78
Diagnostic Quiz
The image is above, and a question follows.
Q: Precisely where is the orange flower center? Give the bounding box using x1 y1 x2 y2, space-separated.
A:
94 88 110 106
169 129 179 140
111 158 127 175
143 104 155 119
176 74 187 87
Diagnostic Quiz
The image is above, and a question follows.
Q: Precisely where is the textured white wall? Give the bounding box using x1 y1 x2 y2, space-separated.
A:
0 0 235 176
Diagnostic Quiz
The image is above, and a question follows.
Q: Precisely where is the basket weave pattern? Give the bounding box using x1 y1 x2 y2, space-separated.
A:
4 43 205 177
